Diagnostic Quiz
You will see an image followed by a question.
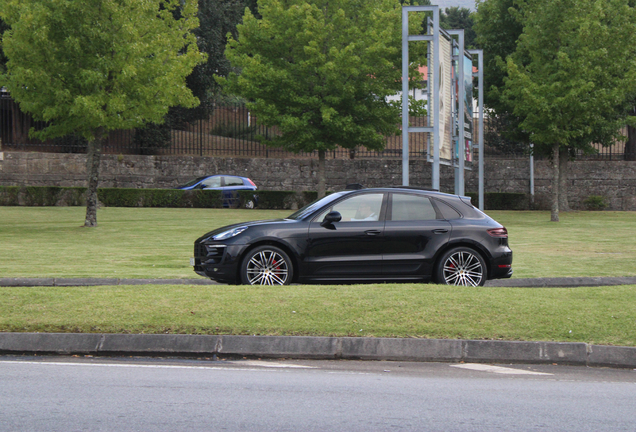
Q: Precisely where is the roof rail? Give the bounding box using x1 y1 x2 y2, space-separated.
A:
389 186 439 192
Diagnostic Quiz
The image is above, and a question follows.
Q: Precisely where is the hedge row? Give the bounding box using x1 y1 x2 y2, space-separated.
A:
465 192 530 210
0 186 318 210
0 186 532 210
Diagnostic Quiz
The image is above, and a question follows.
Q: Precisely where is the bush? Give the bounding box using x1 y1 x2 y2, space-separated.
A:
583 195 607 211
0 186 87 206
97 188 225 208
465 192 530 210
0 186 322 210
0 186 20 205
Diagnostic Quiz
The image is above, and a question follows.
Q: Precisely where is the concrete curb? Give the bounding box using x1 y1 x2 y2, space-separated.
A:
2 276 636 287
0 333 634 369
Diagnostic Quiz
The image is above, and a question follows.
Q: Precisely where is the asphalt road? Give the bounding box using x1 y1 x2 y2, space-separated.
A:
1 356 635 432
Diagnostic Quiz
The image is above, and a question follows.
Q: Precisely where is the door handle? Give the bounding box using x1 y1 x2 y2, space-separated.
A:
365 230 382 236
433 229 449 234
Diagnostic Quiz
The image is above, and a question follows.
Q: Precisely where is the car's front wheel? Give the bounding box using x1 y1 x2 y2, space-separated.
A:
436 247 487 286
240 245 293 285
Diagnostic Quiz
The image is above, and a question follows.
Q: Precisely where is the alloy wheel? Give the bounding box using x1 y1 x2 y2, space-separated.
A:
245 249 290 285
442 250 484 286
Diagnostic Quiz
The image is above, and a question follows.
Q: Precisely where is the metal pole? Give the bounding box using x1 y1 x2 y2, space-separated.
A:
402 6 438 189
401 8 410 186
469 49 484 211
448 31 465 196
432 8 440 190
530 143 535 206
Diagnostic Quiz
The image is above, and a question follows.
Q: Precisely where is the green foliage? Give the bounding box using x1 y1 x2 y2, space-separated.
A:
0 186 323 210
474 0 530 150
97 188 225 208
440 7 477 49
219 0 424 154
0 0 206 141
0 186 20 205
583 195 608 211
502 0 636 155
0 186 86 206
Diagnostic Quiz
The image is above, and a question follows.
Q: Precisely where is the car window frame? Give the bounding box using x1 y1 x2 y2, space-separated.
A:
386 192 443 222
430 197 464 220
201 176 222 188
310 192 388 223
223 176 245 187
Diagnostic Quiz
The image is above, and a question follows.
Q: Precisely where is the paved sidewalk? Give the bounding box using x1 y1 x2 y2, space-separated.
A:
2 276 636 287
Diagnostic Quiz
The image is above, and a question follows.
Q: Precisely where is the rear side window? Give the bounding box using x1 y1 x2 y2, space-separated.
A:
223 176 244 187
433 199 462 220
390 194 438 221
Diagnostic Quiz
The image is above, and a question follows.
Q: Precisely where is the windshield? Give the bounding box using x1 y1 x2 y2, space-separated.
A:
286 191 350 220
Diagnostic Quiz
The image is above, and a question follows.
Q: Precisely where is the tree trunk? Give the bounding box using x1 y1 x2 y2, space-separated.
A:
551 143 560 222
317 149 326 199
84 128 104 227
626 124 636 161
558 147 570 212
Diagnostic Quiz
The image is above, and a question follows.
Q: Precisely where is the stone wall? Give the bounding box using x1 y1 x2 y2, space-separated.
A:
1 151 635 210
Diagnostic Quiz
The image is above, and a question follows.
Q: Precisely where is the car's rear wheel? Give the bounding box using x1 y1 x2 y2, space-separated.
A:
436 247 487 286
240 246 293 285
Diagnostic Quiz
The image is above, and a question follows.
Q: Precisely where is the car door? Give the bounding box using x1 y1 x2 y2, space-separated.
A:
382 192 451 277
221 176 246 206
304 193 386 279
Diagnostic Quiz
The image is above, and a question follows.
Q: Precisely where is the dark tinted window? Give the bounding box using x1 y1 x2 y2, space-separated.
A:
223 176 244 187
391 194 437 221
433 199 462 220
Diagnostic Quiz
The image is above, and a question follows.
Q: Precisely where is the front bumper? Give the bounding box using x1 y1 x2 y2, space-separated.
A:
193 243 248 283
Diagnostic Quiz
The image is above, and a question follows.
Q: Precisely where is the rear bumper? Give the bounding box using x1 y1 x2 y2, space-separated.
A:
489 249 513 280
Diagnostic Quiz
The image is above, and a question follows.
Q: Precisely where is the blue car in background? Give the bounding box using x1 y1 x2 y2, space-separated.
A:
177 175 258 208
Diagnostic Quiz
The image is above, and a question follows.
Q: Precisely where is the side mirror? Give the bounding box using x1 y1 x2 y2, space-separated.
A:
320 211 342 228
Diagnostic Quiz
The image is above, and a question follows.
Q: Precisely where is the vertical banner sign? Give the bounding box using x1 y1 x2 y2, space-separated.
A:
463 54 473 163
439 35 453 161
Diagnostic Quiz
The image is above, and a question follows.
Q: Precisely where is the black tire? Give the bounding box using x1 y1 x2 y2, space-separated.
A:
435 247 487 287
240 245 293 285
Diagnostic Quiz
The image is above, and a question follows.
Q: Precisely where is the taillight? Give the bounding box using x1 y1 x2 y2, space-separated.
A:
487 227 508 238
248 179 257 187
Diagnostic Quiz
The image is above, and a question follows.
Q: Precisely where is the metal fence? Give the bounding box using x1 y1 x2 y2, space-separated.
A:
1 96 631 160
0 97 429 160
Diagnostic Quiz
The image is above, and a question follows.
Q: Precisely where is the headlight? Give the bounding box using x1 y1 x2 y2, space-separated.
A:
212 226 248 241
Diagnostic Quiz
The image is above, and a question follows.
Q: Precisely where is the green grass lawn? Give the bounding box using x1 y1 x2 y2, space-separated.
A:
1 206 635 345
1 283 634 346
1 206 635 279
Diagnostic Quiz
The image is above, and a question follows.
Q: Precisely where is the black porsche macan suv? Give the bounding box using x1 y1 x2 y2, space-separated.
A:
192 187 513 286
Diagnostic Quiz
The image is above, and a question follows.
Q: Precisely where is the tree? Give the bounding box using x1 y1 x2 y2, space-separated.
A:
0 0 205 226
220 0 424 197
502 0 636 221
474 0 530 153
440 7 477 49
0 19 8 73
